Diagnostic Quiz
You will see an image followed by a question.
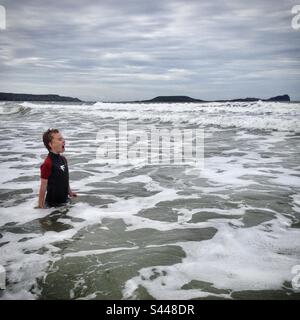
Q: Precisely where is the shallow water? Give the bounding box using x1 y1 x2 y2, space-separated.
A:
0 100 300 299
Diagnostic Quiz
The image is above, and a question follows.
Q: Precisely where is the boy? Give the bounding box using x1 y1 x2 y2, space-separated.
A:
38 128 77 208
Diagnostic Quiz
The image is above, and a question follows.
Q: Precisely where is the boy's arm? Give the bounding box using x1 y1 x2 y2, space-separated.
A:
39 156 52 208
38 178 48 208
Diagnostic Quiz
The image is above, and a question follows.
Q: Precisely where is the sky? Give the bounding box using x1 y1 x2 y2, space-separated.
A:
0 0 300 101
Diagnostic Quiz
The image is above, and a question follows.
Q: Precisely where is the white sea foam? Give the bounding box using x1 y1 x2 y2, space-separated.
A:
64 246 139 258
123 216 300 299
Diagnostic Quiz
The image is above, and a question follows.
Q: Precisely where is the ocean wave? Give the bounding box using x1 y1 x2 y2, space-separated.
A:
1 101 299 132
0 103 31 115
90 101 300 132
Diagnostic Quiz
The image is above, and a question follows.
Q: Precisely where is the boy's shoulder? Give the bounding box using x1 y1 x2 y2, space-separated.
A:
41 154 52 167
40 154 53 179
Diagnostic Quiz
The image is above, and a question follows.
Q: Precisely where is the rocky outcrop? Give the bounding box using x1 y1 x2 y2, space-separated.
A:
0 92 82 102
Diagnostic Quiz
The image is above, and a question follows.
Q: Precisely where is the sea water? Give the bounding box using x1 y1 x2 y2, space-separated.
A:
0 100 299 299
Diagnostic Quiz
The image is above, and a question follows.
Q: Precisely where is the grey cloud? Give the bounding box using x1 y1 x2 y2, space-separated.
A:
0 0 299 101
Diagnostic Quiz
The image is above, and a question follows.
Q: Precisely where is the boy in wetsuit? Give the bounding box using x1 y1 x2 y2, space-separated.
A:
38 128 77 208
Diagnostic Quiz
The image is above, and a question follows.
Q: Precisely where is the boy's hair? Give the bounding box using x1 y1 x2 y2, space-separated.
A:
43 128 59 151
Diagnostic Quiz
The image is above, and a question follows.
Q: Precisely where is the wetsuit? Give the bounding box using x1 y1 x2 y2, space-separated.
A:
40 152 69 207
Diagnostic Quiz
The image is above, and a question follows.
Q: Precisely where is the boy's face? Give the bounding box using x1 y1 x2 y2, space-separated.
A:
49 132 65 154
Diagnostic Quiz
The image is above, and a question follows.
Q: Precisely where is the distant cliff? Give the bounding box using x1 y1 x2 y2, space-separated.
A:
117 94 290 103
265 95 290 102
0 92 82 102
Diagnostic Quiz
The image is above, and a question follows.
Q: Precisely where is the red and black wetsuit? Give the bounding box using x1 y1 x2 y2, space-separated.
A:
40 152 69 207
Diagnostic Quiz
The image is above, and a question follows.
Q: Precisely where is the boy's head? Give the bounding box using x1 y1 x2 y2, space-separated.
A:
43 128 65 154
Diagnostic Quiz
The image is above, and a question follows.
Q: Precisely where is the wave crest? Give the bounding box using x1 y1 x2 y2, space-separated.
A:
0 103 31 115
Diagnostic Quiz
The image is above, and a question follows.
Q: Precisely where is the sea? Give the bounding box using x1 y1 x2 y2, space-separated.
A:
0 100 300 300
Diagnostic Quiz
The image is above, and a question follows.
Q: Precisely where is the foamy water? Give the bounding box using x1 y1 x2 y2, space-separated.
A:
0 100 300 299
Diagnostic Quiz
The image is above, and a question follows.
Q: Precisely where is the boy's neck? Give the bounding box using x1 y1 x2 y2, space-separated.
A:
50 150 60 155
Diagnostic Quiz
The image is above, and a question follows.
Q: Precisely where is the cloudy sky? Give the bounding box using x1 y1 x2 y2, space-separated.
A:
0 0 299 101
